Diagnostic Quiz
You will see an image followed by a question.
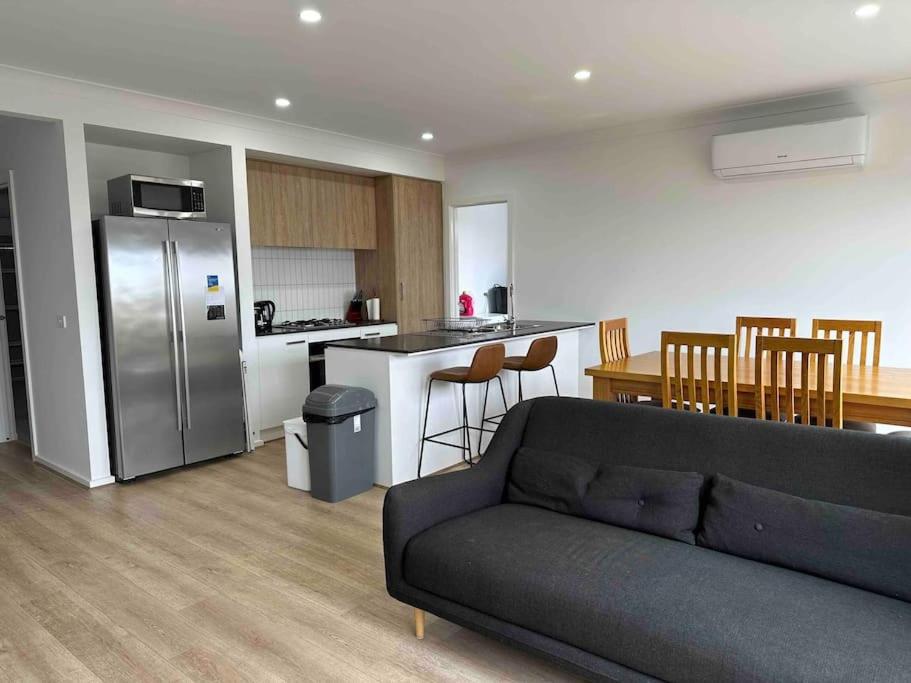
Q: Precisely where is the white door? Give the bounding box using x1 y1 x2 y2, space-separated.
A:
453 202 511 319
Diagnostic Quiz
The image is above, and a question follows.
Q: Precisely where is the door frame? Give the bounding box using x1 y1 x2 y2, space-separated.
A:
0 171 37 451
445 195 515 319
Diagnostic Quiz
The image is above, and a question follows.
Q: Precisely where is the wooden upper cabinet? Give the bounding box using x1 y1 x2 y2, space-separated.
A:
246 159 376 249
246 159 279 246
309 169 376 249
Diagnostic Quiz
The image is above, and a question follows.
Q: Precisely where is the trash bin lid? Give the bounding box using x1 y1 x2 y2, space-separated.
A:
303 384 376 419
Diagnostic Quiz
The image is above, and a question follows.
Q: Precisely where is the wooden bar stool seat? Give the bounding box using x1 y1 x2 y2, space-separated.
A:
501 336 559 402
417 343 508 478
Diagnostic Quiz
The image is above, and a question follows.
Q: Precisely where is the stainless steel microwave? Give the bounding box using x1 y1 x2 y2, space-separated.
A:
107 174 206 219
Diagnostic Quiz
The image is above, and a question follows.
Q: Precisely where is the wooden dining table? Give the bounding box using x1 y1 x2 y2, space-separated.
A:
585 351 911 427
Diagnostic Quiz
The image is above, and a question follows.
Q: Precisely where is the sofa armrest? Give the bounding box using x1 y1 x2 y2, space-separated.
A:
383 399 534 597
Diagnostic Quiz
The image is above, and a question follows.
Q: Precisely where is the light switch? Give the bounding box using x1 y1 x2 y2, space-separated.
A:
56 315 67 329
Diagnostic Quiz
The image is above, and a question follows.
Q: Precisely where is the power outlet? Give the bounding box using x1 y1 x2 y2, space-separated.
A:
56 315 67 329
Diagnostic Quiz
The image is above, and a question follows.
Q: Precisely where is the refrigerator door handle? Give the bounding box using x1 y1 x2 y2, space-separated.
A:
163 241 183 432
172 240 192 430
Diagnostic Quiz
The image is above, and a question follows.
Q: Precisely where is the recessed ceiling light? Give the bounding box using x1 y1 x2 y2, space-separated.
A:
574 69 592 81
299 8 322 23
275 97 291 108
421 132 434 141
854 3 880 18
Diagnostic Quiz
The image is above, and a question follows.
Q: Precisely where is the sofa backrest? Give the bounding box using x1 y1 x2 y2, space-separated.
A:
519 397 911 517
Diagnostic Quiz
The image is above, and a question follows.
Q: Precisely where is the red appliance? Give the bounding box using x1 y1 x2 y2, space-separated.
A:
458 291 474 317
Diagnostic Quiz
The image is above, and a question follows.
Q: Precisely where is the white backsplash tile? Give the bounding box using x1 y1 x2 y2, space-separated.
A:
252 246 356 322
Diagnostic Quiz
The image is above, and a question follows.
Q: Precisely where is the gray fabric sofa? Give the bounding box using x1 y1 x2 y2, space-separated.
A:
383 397 911 682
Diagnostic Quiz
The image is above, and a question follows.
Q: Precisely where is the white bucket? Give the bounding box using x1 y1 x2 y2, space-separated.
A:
284 417 310 491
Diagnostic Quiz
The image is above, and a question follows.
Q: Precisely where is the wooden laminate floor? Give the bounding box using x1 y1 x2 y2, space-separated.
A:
0 440 580 682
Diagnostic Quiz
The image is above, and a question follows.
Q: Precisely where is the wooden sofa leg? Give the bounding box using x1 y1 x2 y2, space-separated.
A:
415 608 425 640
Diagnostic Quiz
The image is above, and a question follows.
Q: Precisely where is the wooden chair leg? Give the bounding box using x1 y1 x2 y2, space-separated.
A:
415 608 425 640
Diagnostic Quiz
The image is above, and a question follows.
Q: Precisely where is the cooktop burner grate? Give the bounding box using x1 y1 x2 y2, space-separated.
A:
275 318 353 329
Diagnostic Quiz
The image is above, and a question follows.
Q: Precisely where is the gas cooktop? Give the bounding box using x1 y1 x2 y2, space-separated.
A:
274 318 354 330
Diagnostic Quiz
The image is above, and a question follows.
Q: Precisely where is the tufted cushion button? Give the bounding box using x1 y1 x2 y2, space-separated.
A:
754 522 764 532
637 498 646 507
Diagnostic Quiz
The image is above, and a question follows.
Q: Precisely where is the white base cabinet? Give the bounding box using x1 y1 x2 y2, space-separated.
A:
255 324 398 441
257 335 311 436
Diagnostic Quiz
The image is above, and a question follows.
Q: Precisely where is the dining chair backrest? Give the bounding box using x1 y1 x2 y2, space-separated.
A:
754 336 843 429
660 331 738 415
599 318 631 364
735 316 797 357
811 319 881 367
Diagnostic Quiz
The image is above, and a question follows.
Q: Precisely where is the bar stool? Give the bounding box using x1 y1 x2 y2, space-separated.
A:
502 335 559 402
417 343 508 478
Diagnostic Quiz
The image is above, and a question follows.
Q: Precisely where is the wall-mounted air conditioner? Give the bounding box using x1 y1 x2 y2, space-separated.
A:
711 115 868 179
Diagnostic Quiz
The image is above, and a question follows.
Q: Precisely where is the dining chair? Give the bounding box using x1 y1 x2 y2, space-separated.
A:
812 319 881 431
734 317 797 418
599 317 632 363
811 319 881 366
599 318 661 406
660 331 738 415
735 316 797 357
754 336 843 428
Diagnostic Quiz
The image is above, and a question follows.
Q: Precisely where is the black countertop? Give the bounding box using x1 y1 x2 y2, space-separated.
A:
325 320 593 354
256 320 394 337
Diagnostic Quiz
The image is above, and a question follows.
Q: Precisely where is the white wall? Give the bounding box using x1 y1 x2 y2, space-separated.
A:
445 85 911 390
455 203 508 316
188 146 236 224
0 115 108 485
85 143 191 218
0 64 443 485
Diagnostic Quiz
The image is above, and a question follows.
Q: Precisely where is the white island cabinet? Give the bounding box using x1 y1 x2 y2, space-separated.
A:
325 322 594 486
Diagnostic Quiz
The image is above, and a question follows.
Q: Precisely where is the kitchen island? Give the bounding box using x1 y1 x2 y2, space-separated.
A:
325 321 594 485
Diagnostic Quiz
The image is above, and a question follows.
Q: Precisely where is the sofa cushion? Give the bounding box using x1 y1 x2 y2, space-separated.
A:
404 504 911 683
699 474 911 603
582 463 703 543
506 446 597 515
506 447 703 543
519 397 911 517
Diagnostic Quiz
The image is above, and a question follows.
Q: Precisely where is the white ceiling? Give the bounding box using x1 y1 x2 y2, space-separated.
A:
1 0 910 154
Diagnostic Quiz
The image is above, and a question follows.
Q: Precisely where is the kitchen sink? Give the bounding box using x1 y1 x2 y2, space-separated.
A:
416 322 542 338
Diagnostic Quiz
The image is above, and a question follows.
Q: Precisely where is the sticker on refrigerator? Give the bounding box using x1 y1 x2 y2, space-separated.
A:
206 274 226 320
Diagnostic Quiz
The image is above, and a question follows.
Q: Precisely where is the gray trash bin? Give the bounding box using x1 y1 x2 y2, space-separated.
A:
302 384 377 503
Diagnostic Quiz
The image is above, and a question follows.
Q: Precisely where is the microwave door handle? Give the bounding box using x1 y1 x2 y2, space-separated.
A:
172 241 192 430
163 241 183 432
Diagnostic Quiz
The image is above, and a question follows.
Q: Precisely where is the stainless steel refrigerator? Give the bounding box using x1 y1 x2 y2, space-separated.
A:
95 216 246 480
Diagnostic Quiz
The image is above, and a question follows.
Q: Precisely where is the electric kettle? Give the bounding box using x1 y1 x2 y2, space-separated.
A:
254 300 276 332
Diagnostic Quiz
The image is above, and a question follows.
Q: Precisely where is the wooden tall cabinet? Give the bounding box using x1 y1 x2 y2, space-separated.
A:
356 176 444 333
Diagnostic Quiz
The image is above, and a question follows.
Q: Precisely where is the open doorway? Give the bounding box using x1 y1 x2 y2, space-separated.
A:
0 177 31 447
452 202 511 319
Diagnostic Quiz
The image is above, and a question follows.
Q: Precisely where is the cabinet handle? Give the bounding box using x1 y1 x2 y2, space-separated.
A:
399 282 404 301
364 332 380 337
286 340 308 346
